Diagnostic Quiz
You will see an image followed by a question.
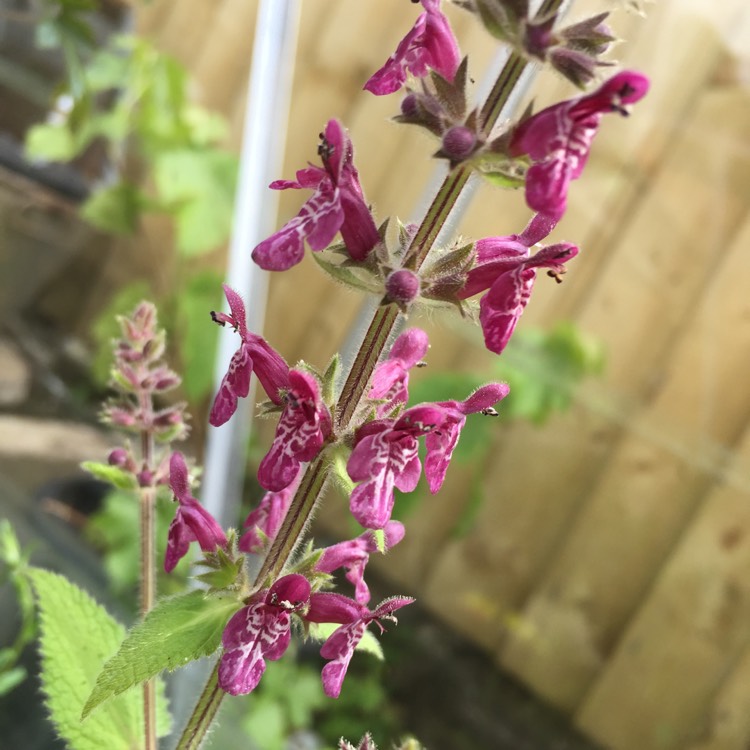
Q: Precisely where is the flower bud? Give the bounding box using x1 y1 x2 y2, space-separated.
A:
440 126 478 162
385 269 421 307
137 467 155 487
108 448 129 467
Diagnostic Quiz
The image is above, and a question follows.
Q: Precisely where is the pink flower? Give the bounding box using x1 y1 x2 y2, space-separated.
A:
258 370 332 492
210 285 289 427
347 384 508 529
305 593 414 698
165 452 227 573
238 470 301 553
364 0 460 95
510 70 649 220
368 328 429 417
458 213 578 355
218 574 310 695
316 521 406 604
252 119 379 271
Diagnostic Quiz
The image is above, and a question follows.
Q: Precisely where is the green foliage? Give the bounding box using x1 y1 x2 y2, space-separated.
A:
25 34 238 256
28 567 171 749
176 270 224 401
81 462 138 491
83 590 241 718
0 522 37 696
85 489 190 600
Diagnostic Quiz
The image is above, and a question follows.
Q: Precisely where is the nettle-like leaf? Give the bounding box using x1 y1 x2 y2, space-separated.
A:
28 567 171 750
83 590 242 718
81 461 138 491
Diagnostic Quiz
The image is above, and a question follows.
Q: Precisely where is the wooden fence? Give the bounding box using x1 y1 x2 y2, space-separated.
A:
131 2 750 748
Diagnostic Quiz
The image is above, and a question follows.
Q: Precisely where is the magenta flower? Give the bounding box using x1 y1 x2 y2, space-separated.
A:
252 119 379 271
510 70 649 220
458 213 578 354
316 521 406 604
165 452 227 573
368 328 429 417
210 285 289 427
423 383 510 492
348 384 508 529
305 593 414 698
238 470 301 554
219 574 310 695
258 369 332 492
364 0 460 95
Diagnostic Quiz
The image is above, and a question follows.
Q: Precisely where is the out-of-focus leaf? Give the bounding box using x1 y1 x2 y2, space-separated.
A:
177 270 223 400
26 124 77 162
153 149 238 255
81 182 144 235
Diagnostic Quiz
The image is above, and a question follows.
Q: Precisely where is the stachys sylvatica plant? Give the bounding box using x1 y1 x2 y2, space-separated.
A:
15 2 648 749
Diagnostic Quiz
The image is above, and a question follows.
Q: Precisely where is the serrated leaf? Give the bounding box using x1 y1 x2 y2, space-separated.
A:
312 253 381 293
81 461 138 490
28 567 151 750
83 590 241 718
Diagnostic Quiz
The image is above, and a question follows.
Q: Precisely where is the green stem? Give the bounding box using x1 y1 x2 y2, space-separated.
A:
173 662 223 750
175 2 566 744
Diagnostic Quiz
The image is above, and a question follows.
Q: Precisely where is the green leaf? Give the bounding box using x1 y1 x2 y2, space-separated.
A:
0 666 27 696
309 623 383 660
25 124 77 162
177 270 223 400
242 696 286 750
312 253 382 293
478 169 525 189
28 567 151 750
81 182 144 235
153 149 238 255
81 461 138 491
83 590 241 717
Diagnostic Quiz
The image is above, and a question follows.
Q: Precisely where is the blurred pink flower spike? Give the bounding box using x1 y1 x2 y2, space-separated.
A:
252 119 379 271
364 0 460 95
258 369 332 492
219 574 311 695
510 70 649 220
305 592 414 698
165 451 227 572
316 521 406 604
458 213 579 354
209 285 290 427
368 327 429 417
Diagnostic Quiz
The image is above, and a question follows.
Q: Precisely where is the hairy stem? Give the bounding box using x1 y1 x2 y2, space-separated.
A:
174 662 223 750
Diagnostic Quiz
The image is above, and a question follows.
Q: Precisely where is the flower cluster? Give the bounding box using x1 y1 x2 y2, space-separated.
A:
156 0 650 716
